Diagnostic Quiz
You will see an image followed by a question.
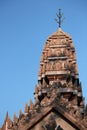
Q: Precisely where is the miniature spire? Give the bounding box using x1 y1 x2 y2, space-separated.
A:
19 109 23 119
24 103 29 114
19 109 22 116
7 116 12 129
4 112 13 130
55 8 65 28
13 113 18 124
5 112 8 130
30 99 34 110
5 112 8 122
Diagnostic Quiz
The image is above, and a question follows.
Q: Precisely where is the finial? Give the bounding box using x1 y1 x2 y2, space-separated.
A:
55 8 65 28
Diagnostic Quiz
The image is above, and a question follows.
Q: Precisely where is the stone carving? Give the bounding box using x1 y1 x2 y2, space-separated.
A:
55 39 62 45
41 116 57 130
67 79 73 88
34 93 40 105
7 117 13 129
24 103 29 115
46 62 50 71
64 60 70 69
48 49 52 57
40 125 47 130
40 65 43 74
73 52 76 60
1 24 87 130
55 125 64 130
30 100 34 110
61 39 66 44
13 113 18 125
19 109 23 120
43 52 47 60
54 61 62 70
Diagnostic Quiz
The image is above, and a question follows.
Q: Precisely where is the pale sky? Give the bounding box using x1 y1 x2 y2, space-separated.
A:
0 0 87 126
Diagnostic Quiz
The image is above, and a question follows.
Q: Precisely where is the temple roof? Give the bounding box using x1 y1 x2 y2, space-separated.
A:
1 11 87 129
38 28 78 84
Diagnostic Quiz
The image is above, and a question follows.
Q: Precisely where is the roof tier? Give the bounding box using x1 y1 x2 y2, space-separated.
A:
38 28 78 84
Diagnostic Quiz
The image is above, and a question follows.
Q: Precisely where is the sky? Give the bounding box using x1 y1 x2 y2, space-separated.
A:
0 0 87 127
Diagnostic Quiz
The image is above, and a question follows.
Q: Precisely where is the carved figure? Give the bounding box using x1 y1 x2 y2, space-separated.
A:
54 61 62 70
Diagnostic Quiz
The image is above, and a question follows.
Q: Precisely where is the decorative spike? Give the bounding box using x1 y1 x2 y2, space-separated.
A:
1 112 7 130
19 109 22 116
30 99 34 110
2 111 9 130
7 116 13 129
3 111 8 124
13 113 18 124
19 109 23 119
24 103 29 114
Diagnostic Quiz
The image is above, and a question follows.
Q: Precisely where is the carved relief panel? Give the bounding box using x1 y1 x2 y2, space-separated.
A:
31 111 76 130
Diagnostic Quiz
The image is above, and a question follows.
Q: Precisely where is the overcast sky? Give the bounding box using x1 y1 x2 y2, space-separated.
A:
0 0 87 126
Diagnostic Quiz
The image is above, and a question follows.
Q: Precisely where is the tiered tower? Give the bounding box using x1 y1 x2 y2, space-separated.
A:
1 10 87 130
38 28 78 85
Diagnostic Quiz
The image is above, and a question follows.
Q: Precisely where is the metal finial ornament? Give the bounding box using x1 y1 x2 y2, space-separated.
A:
55 9 65 28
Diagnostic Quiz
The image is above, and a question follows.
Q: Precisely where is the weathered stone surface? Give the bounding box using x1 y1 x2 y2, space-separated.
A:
1 27 87 130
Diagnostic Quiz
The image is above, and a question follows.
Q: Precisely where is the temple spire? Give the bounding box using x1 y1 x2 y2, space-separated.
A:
55 8 65 28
